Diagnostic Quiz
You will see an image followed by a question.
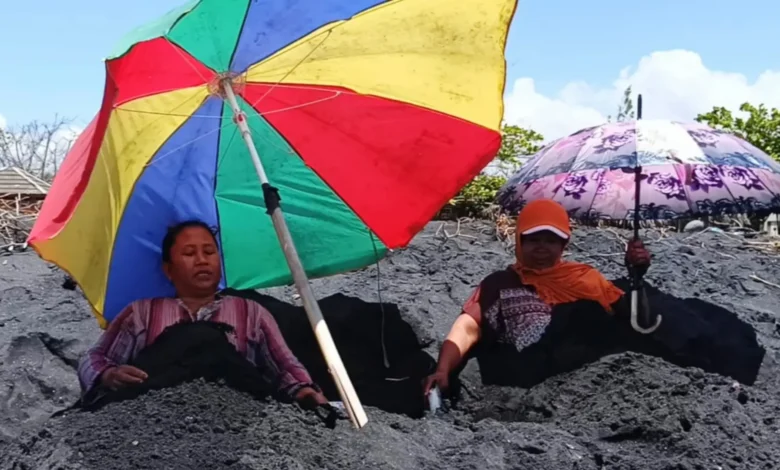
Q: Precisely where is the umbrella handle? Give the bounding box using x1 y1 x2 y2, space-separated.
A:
630 94 660 334
630 289 662 334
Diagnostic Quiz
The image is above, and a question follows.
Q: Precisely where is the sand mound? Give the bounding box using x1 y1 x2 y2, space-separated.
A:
1 222 779 469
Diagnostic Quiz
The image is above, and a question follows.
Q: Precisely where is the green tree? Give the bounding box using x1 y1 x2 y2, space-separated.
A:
449 124 544 217
607 86 635 122
695 102 780 161
495 124 544 167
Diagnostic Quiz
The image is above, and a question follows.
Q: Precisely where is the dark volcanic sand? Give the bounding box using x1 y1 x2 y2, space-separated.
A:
1 222 779 469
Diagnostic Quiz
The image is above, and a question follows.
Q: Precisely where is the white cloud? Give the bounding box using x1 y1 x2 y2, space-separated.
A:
0 113 6 130
504 49 780 142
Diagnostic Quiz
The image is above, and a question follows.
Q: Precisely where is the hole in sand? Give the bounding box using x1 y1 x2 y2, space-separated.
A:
679 417 692 432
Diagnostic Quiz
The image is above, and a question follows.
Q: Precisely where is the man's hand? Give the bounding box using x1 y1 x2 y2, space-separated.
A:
625 239 651 276
100 365 148 391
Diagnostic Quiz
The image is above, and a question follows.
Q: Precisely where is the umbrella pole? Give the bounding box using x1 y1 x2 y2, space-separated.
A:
630 94 662 334
221 81 368 429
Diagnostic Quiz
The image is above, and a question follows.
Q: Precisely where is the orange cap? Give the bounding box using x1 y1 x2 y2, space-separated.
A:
516 199 571 240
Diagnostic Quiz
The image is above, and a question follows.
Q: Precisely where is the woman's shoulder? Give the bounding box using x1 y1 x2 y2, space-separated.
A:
120 297 184 315
480 266 522 289
118 297 150 313
219 295 271 315
471 267 527 307
131 296 178 309
112 297 167 327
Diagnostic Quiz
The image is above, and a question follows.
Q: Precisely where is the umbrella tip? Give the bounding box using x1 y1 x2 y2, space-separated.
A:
208 72 246 99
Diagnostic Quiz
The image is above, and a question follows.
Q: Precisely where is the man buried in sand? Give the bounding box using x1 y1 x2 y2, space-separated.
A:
424 198 653 395
77 220 329 411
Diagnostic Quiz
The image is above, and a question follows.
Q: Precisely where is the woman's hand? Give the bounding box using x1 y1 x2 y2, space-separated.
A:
296 387 345 428
625 239 651 276
295 386 329 409
100 365 148 390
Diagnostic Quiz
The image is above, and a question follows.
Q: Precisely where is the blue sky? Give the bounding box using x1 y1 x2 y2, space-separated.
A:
1 0 778 135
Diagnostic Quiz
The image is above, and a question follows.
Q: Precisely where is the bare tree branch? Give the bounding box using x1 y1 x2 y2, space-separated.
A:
0 115 77 181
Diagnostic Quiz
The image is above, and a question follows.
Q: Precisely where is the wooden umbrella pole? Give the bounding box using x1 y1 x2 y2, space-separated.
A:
222 80 368 429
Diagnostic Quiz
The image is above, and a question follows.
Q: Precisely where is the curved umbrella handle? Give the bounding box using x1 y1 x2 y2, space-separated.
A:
630 289 662 334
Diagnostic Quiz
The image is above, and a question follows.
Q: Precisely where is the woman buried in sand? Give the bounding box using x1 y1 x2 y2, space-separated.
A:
423 199 652 395
77 220 328 409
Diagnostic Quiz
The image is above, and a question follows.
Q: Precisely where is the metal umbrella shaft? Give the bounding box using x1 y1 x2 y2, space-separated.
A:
630 94 662 335
222 80 368 429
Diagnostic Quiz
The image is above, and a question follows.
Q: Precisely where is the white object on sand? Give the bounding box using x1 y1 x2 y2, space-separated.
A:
428 386 441 414
764 214 779 237
683 220 705 233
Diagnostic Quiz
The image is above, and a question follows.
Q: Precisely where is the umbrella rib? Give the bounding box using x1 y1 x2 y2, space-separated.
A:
224 1 253 72
518 140 555 184
731 168 780 214
584 169 607 221
144 121 235 169
710 165 744 216
105 40 215 108
235 112 299 161
240 84 502 166
165 38 215 83
235 101 399 243
245 88 344 117
116 109 226 119
255 50 495 73
246 31 333 111
214 122 241 175
246 82 488 126
108 93 209 166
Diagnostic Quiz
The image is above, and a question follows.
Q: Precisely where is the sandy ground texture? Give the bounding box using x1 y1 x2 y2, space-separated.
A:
1 221 779 470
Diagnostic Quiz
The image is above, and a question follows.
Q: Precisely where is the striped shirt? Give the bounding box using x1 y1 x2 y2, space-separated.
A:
77 295 316 403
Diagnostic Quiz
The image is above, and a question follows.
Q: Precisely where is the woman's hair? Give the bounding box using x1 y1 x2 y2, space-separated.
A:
161 220 219 263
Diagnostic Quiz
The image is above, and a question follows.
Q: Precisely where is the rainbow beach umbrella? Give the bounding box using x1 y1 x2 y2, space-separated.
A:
29 0 517 427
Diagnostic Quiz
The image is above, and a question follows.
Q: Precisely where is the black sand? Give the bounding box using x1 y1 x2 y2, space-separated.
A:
1 222 779 469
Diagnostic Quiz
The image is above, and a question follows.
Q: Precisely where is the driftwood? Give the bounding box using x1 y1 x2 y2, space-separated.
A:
0 194 41 252
430 205 779 260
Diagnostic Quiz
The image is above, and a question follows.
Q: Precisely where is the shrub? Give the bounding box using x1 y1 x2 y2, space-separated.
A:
448 124 544 218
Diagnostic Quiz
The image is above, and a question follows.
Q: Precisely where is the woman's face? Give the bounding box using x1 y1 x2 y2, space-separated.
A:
163 226 222 296
519 231 566 269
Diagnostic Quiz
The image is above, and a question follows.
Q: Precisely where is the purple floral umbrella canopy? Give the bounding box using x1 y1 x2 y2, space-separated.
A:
497 120 780 220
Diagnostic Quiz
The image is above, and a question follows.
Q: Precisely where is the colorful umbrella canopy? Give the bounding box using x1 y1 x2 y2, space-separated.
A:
498 120 780 220
29 0 517 327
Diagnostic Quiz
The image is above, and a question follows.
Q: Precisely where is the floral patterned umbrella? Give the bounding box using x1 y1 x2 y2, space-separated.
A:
498 113 780 335
497 120 780 221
